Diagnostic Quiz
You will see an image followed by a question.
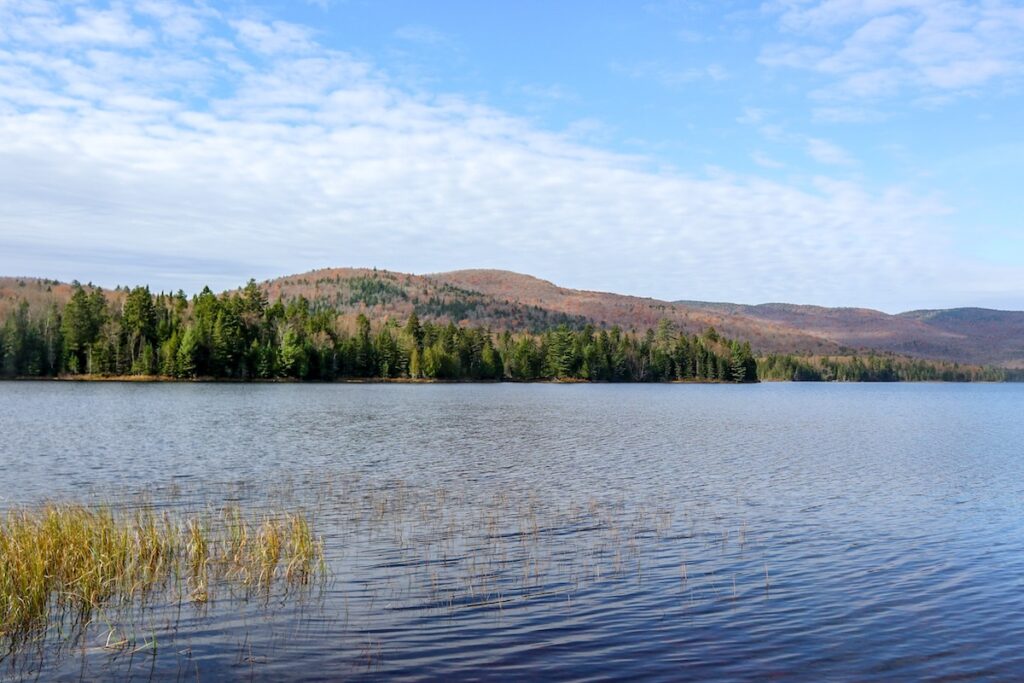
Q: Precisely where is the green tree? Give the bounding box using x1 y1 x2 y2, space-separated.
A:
123 286 157 373
353 314 374 376
61 284 105 373
176 325 200 378
545 326 576 379
279 327 308 378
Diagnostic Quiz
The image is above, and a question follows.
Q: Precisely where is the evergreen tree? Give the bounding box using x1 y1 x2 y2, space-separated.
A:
61 284 105 373
176 325 200 378
122 286 157 370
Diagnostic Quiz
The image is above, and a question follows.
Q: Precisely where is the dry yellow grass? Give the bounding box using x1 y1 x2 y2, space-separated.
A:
0 503 324 648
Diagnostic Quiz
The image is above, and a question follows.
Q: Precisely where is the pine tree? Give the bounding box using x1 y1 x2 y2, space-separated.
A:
176 325 200 378
122 286 157 369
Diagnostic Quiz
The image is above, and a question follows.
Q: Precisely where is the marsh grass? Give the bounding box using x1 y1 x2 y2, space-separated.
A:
3 473 771 678
299 474 769 630
0 503 325 655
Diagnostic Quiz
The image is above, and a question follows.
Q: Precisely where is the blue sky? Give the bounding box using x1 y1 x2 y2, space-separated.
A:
1 0 1022 311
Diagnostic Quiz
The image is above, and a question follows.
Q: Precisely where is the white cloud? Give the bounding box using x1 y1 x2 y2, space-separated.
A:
564 117 614 143
394 25 448 46
759 43 829 68
231 18 315 55
762 0 1024 105
817 13 914 74
676 28 706 43
812 105 887 122
519 83 576 101
807 137 855 165
0 0 1008 309
706 63 729 81
5 4 153 48
752 150 785 168
135 0 211 41
612 60 729 86
736 107 767 124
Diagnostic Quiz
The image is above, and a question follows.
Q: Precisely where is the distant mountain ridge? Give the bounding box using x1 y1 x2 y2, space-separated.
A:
676 299 1024 367
2 268 1022 367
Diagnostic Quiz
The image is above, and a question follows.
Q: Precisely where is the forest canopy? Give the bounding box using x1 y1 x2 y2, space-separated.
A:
0 280 757 383
3 278 1019 383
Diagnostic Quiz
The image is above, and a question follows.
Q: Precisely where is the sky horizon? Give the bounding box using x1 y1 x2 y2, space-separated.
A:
1 1 1022 313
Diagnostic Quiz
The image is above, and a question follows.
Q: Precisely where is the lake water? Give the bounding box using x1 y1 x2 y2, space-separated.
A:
2 382 1024 680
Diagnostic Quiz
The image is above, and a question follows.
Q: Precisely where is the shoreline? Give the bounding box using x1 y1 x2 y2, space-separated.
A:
0 376 1017 384
0 375 740 385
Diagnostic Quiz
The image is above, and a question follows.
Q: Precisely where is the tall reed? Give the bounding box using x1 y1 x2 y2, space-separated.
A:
0 503 325 649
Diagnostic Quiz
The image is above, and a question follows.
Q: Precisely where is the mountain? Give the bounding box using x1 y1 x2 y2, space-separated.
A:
256 268 841 354
427 270 841 355
3 269 1022 367
261 268 1024 366
678 300 1024 367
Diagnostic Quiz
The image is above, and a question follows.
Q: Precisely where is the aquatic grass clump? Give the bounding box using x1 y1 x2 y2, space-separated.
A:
215 506 325 591
0 505 176 646
0 503 325 653
283 512 326 584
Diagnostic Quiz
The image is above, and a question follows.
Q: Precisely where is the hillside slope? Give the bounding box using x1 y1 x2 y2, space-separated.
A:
4 269 1022 367
427 270 839 355
680 300 1024 366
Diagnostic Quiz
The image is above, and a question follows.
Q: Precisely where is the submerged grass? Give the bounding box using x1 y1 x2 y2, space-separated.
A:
0 503 325 652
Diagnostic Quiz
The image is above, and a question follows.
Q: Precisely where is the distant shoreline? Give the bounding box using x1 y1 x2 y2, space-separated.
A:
1 376 1018 384
1 375 739 385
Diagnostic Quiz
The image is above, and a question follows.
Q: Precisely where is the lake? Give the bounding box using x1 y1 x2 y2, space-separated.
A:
2 382 1023 680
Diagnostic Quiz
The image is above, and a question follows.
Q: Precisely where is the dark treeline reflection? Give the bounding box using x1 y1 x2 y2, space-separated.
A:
0 281 757 383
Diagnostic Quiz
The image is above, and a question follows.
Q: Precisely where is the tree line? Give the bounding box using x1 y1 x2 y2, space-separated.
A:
0 281 758 383
757 353 1020 382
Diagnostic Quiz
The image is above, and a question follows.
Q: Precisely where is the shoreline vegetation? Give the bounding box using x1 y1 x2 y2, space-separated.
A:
2 374 738 384
1 278 1019 383
1 372 1018 383
0 502 325 656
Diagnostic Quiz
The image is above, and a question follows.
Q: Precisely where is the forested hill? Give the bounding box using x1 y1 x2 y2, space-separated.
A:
678 300 1024 367
258 268 838 356
258 268 1024 367
1 268 1022 380
0 276 756 383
